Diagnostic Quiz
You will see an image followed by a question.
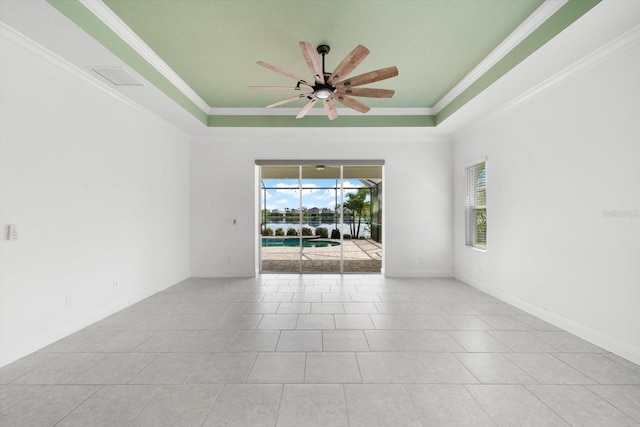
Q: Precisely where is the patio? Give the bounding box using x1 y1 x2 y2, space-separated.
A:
262 239 382 273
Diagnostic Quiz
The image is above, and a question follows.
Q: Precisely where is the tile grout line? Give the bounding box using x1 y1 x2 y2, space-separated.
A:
273 383 285 427
462 383 500 427
353 350 365 384
522 383 576 426
126 352 161 385
195 383 224 427
341 383 351 427
122 384 165 427
547 352 599 384
51 383 104 427
303 352 308 384
583 384 640 423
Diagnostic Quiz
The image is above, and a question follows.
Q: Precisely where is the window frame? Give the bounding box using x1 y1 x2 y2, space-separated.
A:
464 158 487 251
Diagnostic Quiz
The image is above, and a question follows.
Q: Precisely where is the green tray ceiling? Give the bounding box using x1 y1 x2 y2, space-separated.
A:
47 0 600 127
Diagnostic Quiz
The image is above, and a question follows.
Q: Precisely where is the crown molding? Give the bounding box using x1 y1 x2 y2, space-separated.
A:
496 23 640 116
456 23 640 138
208 107 434 116
433 0 568 114
0 22 190 139
79 0 210 114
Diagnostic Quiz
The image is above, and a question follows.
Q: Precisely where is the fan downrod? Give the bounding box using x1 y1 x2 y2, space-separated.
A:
316 44 332 86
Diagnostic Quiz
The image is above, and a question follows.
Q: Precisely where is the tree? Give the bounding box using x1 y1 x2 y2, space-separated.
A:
343 188 370 239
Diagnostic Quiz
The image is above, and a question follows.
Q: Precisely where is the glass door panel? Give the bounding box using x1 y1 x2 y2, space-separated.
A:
260 165 301 273
342 166 382 274
301 165 341 274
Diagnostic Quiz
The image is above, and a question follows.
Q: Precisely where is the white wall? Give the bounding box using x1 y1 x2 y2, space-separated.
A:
0 29 191 366
190 128 453 277
453 27 640 363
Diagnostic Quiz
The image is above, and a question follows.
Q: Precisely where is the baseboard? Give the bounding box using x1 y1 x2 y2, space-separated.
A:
191 269 257 278
0 298 132 367
385 269 454 278
455 272 640 366
0 277 187 368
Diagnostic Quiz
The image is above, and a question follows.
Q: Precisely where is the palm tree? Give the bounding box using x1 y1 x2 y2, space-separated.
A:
343 188 370 238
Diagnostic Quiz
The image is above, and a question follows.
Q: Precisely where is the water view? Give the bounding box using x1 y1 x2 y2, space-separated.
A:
262 237 341 248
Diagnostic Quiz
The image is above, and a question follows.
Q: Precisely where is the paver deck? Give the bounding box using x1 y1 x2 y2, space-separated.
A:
261 239 382 273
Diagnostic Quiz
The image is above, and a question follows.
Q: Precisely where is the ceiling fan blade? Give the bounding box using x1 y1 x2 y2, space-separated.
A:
335 88 394 98
257 61 308 84
299 41 324 84
336 66 398 88
334 94 371 114
327 44 370 85
249 86 301 90
266 94 308 108
323 99 338 120
296 98 317 119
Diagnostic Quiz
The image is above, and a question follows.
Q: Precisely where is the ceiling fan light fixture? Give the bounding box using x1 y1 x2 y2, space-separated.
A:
254 41 398 119
314 88 333 99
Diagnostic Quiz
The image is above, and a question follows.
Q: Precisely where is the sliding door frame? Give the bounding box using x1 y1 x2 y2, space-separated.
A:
257 160 385 275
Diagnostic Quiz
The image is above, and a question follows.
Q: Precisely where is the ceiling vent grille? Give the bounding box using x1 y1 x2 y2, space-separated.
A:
88 66 143 86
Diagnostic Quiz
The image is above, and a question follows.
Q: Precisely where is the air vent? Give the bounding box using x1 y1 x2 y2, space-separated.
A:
88 66 143 86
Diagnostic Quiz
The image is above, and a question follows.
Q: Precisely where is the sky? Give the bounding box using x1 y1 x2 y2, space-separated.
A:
262 179 366 211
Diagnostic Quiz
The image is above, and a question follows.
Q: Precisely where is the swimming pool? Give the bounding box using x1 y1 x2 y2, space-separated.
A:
262 238 341 248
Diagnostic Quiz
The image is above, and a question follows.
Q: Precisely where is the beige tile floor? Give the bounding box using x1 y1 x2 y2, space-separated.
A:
1 275 639 426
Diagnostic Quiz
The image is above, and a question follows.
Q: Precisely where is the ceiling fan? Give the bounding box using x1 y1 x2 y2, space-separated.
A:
251 42 398 120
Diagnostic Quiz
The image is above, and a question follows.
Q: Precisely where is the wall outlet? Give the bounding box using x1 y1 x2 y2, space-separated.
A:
418 257 425 264
113 280 119 288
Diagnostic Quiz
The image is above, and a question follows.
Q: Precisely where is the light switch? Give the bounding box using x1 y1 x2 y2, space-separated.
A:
7 224 18 240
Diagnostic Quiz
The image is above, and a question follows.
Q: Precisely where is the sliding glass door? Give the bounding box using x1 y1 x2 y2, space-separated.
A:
301 165 341 274
259 162 382 274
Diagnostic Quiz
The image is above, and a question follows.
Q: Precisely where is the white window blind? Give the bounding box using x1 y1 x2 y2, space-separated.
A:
465 161 487 249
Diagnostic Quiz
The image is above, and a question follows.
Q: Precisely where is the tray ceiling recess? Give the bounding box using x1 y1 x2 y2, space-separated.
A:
46 0 600 127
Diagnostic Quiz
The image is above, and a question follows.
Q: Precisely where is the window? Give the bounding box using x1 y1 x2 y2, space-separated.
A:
465 161 487 249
